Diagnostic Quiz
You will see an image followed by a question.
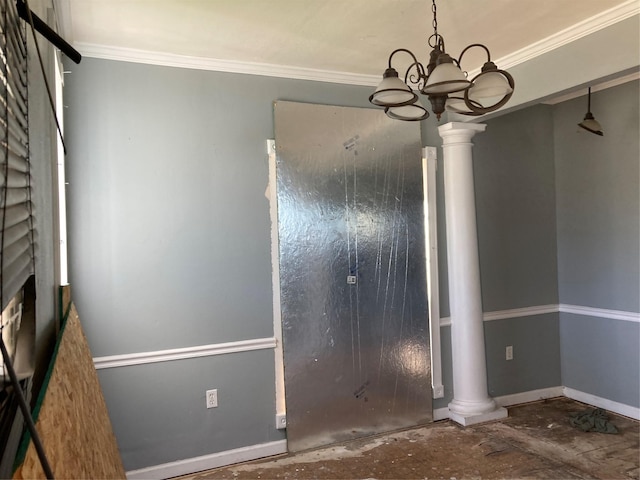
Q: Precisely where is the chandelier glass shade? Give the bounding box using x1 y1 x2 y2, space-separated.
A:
423 54 471 94
369 68 418 107
369 0 515 121
385 103 430 121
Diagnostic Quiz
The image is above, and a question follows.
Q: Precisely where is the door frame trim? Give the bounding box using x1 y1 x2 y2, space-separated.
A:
267 139 287 425
423 147 444 399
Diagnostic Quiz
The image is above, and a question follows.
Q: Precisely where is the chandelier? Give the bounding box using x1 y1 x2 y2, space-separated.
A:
369 0 515 121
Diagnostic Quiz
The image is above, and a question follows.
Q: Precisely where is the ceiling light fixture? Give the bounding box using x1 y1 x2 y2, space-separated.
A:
369 0 515 121
578 87 603 136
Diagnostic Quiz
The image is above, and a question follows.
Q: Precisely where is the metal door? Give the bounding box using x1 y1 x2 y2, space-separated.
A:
274 101 431 452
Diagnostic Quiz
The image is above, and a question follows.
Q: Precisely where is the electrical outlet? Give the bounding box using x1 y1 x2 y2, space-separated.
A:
505 345 513 361
206 389 218 408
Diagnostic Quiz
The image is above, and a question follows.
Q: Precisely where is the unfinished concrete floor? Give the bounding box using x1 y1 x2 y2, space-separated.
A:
183 398 639 479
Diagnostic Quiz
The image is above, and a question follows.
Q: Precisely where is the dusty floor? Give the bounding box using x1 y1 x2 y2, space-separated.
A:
181 398 639 479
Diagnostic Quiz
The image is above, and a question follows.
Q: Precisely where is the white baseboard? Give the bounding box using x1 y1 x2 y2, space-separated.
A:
563 387 640 420
127 387 638 478
434 387 564 422
435 386 640 422
495 386 564 407
126 440 287 480
433 407 450 421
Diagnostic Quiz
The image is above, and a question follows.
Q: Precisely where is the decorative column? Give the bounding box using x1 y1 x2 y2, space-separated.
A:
438 122 507 426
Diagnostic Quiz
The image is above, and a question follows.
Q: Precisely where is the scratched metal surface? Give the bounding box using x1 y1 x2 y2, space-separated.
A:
274 101 432 452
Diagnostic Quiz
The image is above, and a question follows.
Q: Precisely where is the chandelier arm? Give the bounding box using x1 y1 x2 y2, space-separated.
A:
404 61 427 90
457 43 491 66
387 48 428 90
388 48 422 69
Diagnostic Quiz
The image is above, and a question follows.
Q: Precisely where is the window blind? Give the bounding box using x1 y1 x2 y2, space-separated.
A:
0 0 34 311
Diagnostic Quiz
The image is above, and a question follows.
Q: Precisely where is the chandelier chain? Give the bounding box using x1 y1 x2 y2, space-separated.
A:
429 0 441 47
431 0 437 36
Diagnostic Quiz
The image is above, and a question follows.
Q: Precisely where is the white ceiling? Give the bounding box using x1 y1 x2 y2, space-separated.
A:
59 0 632 79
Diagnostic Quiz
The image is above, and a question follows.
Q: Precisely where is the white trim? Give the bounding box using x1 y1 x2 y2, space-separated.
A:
75 42 379 86
495 387 564 408
563 387 640 420
543 72 640 105
439 304 640 327
75 2 637 87
559 304 640 323
54 51 69 287
448 407 508 427
267 139 287 420
423 148 444 399
95 300 640 371
126 439 287 480
433 407 449 422
483 304 559 322
466 0 640 79
439 304 559 327
93 337 277 370
434 386 640 422
439 316 452 327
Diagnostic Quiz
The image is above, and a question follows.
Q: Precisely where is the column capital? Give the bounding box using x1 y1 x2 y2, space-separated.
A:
438 122 486 143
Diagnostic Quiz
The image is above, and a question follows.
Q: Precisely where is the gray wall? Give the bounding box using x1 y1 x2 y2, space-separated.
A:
554 81 639 312
63 57 384 470
560 315 639 407
554 80 640 407
64 54 639 471
473 105 559 312
97 350 278 469
434 105 560 317
485 314 561 398
434 105 562 409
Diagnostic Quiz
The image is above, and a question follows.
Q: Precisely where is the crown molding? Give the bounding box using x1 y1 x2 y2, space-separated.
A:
542 71 640 105
465 0 639 79
74 1 637 86
75 42 380 86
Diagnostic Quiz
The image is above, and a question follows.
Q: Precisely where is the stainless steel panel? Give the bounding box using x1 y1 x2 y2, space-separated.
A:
275 101 431 452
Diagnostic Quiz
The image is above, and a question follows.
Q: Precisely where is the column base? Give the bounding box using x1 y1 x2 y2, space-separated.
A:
448 405 508 426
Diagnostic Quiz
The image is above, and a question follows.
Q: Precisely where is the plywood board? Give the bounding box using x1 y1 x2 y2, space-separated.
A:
14 295 124 479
